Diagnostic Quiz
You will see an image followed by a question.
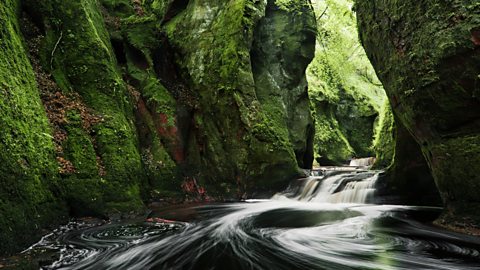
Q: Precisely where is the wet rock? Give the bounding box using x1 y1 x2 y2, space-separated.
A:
357 0 480 224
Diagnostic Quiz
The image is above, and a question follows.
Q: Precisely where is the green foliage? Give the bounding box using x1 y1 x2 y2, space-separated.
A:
307 0 388 164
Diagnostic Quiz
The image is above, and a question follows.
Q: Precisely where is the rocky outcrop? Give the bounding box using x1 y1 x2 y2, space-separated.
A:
251 0 316 169
357 1 480 226
0 0 316 254
307 0 387 165
164 0 316 196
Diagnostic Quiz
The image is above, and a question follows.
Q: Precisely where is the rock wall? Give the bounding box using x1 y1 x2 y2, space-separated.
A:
373 101 442 206
0 0 67 254
164 0 316 196
251 0 316 170
372 99 395 168
356 1 480 226
0 0 316 254
24 0 146 215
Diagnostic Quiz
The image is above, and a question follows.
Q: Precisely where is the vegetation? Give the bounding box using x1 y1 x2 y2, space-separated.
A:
0 0 316 254
0 0 67 254
1 0 479 258
307 0 388 165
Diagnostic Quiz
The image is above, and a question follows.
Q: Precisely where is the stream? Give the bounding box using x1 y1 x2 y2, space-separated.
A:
23 169 480 270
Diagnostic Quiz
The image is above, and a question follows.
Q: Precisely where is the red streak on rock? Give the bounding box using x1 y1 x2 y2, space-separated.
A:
471 29 480 46
146 217 175 223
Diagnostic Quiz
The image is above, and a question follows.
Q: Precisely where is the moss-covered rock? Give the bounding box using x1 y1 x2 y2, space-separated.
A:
251 0 316 169
0 0 319 254
24 0 145 213
163 0 316 196
372 99 395 168
98 0 186 199
307 0 387 165
357 0 480 225
0 0 67 254
375 113 442 206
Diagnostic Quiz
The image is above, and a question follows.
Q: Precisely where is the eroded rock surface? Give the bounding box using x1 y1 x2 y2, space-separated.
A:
357 0 480 226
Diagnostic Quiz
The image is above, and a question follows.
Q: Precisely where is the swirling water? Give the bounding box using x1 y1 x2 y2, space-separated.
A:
27 170 480 270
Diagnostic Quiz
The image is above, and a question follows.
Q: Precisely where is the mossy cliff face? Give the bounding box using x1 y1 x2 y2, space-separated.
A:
24 0 146 214
0 0 67 254
0 0 316 253
373 101 441 206
356 1 480 226
372 99 395 168
251 0 316 169
307 0 387 165
97 0 182 200
164 0 317 196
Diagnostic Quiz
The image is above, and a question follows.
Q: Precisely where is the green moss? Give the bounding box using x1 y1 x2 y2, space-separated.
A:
307 0 388 164
99 0 181 199
26 0 146 213
274 0 311 12
122 14 160 52
163 0 309 195
312 105 355 165
62 178 106 216
356 0 480 221
429 135 480 205
251 0 316 169
63 110 99 178
372 99 395 168
100 0 134 17
0 0 67 254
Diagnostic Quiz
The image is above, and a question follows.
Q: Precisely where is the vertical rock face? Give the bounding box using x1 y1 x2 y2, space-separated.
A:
251 0 316 169
24 0 145 214
372 100 395 169
374 101 441 206
356 1 480 225
164 0 317 196
0 0 316 253
0 0 67 254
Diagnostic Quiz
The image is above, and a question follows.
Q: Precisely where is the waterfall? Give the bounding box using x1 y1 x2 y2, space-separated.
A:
275 169 380 204
349 157 376 167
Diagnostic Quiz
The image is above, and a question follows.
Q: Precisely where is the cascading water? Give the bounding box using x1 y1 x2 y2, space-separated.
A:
349 157 376 167
275 169 380 204
17 168 480 270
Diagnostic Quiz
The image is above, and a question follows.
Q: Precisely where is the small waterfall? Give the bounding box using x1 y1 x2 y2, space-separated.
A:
349 157 376 167
276 169 380 204
325 173 378 203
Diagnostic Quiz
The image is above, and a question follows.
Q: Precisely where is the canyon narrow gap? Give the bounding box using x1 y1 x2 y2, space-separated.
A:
0 0 479 269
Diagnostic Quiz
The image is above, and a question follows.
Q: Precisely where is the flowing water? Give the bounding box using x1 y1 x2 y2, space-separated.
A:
25 169 480 270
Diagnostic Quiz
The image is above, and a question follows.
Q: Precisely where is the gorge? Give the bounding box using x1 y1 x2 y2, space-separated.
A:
0 0 479 269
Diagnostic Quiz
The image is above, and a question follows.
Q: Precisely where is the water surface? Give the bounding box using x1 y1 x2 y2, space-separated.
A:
27 169 480 269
